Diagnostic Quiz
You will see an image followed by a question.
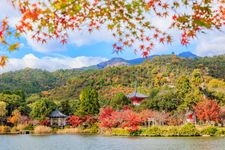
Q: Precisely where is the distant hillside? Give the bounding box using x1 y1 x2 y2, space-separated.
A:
95 52 198 69
0 68 82 95
46 54 225 101
1 54 225 97
97 57 129 69
178 52 198 59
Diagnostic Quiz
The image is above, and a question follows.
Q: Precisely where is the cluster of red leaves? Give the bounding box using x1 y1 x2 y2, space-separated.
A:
39 119 50 126
82 115 98 127
67 115 83 127
99 107 172 131
172 2 225 46
98 107 116 128
0 18 8 39
10 0 224 58
194 99 221 124
67 115 97 128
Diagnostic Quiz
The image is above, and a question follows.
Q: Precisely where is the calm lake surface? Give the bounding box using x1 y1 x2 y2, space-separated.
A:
0 135 224 150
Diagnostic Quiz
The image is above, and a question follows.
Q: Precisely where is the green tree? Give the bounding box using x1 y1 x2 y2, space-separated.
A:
70 99 80 115
191 69 203 88
0 93 23 116
140 90 179 112
110 93 131 110
176 76 191 99
58 99 72 115
177 90 202 112
30 98 56 120
0 101 7 117
78 87 100 116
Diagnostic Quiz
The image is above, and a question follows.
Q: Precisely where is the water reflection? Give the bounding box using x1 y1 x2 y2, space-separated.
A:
0 135 224 150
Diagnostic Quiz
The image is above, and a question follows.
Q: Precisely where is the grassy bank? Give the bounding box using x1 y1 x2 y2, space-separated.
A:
104 124 225 137
1 124 225 137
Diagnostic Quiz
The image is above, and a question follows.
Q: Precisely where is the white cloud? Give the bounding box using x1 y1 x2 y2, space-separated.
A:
194 30 225 56
0 54 107 74
24 28 114 54
68 28 114 47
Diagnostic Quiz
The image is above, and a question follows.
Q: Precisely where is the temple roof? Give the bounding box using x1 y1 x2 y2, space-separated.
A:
127 91 148 98
49 110 67 118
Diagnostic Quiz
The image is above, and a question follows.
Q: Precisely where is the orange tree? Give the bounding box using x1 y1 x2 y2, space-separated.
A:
194 98 221 124
0 0 225 66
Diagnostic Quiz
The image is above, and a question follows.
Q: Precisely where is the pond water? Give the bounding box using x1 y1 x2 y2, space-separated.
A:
0 135 224 150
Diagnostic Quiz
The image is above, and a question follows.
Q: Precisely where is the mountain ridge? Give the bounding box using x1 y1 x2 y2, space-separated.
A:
97 51 198 69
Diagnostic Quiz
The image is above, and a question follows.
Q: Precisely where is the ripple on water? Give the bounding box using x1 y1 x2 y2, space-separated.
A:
0 135 224 150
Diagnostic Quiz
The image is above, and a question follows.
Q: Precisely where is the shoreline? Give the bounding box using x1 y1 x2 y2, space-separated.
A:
1 125 225 137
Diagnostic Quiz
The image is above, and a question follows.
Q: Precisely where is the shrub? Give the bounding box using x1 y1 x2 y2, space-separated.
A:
57 128 81 134
16 124 29 131
215 129 225 136
39 119 50 126
201 127 218 136
82 124 99 134
179 123 200 136
141 126 162 136
82 115 98 128
112 128 130 136
0 126 10 134
34 125 52 134
10 126 18 133
10 124 29 133
164 127 179 136
24 124 34 130
130 129 142 136
67 115 82 127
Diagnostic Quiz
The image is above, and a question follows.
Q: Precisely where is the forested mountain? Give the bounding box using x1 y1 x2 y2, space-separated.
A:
0 68 82 95
0 54 225 99
46 55 225 104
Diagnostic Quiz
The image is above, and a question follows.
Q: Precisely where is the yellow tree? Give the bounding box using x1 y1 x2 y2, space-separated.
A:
0 101 7 117
7 109 22 126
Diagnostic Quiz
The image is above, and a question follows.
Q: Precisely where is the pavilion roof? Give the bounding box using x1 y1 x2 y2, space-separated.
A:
49 109 67 118
127 91 148 98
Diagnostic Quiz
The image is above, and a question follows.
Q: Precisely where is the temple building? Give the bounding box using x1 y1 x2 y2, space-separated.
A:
49 110 67 127
127 91 148 106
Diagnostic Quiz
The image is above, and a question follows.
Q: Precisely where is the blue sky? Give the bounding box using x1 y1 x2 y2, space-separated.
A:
5 38 194 59
0 0 225 73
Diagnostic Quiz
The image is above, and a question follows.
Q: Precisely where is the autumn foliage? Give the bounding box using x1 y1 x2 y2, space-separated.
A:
7 109 22 126
3 0 223 58
194 99 221 124
67 115 83 127
67 115 97 128
39 119 50 126
99 107 172 131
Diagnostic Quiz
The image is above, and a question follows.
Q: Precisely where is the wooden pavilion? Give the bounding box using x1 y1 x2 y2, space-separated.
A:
49 110 67 127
